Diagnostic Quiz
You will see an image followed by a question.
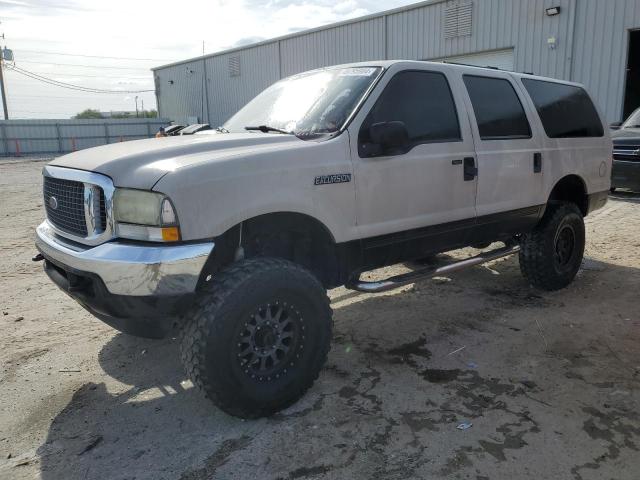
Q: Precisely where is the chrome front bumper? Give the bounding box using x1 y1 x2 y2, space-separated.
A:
35 221 214 296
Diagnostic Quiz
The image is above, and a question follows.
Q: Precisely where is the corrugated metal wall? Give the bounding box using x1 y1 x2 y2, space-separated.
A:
0 118 169 156
154 0 640 125
571 0 640 122
280 16 386 76
205 43 281 127
154 61 208 123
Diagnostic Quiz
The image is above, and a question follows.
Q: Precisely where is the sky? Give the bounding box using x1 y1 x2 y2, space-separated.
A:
1 0 417 119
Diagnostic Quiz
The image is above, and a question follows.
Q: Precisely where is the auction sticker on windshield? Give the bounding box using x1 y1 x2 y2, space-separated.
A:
338 67 378 77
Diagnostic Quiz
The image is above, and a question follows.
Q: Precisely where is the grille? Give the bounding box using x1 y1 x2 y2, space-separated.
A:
613 145 640 162
43 177 88 237
99 189 107 230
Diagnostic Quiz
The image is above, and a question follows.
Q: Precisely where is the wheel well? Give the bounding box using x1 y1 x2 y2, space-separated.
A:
204 212 345 288
548 175 588 216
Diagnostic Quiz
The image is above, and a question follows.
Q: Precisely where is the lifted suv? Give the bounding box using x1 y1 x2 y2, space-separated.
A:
35 61 612 418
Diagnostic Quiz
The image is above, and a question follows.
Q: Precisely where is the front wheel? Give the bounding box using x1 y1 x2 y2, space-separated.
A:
519 202 585 291
180 257 332 418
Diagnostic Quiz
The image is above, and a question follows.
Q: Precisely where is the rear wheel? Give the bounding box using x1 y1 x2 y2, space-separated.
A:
519 202 585 291
180 257 332 418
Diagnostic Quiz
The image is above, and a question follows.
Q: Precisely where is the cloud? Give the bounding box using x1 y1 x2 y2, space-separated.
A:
232 36 267 48
3 0 416 118
0 0 87 15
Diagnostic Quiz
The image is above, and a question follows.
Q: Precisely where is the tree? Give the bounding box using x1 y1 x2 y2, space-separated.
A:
74 109 103 119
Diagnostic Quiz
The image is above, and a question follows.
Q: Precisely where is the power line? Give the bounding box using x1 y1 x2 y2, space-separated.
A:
6 64 155 94
12 109 77 115
13 70 153 79
9 65 155 94
15 59 153 71
12 93 151 100
14 49 173 62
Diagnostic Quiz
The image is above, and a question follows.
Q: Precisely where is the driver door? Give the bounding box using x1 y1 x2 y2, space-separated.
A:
347 64 478 250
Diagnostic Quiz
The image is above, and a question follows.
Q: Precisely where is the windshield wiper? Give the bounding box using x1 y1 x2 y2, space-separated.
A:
215 126 230 133
244 125 291 134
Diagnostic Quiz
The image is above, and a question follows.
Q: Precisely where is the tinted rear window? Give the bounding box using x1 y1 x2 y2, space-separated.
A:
522 79 604 138
463 75 531 140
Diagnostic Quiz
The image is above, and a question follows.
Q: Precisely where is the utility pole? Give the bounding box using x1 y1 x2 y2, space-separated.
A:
141 99 144 117
135 95 139 118
0 29 9 120
0 55 8 120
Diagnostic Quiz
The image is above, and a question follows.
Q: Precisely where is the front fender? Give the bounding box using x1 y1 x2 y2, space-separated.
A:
153 135 357 243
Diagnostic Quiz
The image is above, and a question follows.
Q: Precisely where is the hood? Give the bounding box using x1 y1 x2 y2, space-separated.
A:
611 127 640 144
49 133 305 189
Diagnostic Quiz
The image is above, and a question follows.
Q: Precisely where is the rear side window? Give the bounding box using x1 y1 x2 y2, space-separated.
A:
463 75 532 140
360 70 461 151
522 79 604 138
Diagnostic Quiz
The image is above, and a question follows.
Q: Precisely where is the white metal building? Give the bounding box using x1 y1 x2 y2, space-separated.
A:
152 0 640 126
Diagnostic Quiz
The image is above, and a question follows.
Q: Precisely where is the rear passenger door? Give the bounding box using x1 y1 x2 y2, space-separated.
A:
519 78 610 199
460 71 545 227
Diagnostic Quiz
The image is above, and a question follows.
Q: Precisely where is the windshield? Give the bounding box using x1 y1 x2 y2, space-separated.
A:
223 66 383 139
622 108 640 128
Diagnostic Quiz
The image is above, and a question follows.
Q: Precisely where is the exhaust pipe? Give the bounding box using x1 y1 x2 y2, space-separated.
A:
346 243 521 293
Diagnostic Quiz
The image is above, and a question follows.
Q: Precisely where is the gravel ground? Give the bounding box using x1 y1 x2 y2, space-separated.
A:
0 158 639 480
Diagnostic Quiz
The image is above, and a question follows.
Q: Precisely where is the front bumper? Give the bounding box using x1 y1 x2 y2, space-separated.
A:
35 221 214 338
36 220 213 296
612 160 640 191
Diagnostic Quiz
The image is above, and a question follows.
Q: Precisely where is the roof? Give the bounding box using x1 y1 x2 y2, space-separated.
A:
280 60 585 88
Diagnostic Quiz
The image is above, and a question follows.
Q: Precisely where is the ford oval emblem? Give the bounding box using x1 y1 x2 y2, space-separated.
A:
49 196 58 210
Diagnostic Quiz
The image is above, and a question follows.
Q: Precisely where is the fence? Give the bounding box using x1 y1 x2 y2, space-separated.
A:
0 118 171 156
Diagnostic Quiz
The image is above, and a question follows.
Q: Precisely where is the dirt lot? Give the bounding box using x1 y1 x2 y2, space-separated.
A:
0 158 639 480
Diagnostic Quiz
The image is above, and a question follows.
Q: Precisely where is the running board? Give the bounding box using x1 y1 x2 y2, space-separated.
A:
346 243 521 293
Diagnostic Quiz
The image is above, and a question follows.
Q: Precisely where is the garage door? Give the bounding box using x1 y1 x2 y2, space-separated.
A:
434 48 515 71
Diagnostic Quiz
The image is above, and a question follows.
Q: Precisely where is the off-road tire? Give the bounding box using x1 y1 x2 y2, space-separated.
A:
519 202 585 291
180 257 332 418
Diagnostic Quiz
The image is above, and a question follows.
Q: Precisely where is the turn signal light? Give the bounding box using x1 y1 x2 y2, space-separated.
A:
161 226 180 242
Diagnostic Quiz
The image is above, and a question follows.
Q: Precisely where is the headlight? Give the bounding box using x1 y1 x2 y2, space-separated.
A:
113 189 180 242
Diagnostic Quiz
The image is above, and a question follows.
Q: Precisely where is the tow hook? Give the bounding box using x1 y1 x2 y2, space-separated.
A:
32 253 44 262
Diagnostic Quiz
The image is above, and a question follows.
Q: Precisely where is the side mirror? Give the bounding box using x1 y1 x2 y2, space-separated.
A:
610 121 622 130
369 121 409 151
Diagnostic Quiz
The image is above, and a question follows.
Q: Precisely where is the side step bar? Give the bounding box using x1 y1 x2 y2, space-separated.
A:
346 243 521 293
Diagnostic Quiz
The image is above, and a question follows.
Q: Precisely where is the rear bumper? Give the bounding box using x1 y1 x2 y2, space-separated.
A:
612 160 640 191
35 221 214 338
586 190 608 215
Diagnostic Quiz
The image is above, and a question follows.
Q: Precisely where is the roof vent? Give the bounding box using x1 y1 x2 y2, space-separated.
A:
444 2 473 38
229 56 241 77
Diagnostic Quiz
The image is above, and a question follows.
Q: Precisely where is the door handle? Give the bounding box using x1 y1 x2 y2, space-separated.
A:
463 157 477 181
451 159 463 165
533 152 542 173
